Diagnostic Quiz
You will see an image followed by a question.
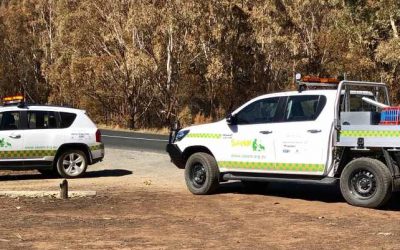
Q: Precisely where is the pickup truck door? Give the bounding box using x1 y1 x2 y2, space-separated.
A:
219 97 282 172
273 95 331 175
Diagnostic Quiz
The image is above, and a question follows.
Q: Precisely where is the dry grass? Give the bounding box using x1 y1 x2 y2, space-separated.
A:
98 112 220 134
193 113 213 125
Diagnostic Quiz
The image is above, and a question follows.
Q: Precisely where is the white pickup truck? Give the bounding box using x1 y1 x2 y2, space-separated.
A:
167 77 400 208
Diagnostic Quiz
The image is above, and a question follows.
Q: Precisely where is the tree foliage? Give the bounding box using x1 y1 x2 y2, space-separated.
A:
0 0 399 128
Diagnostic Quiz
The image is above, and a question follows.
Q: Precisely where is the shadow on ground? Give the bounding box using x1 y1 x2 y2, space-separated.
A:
219 181 400 211
0 169 133 181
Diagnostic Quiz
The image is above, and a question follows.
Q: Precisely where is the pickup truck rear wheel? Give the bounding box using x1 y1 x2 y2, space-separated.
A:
185 153 219 195
340 158 392 208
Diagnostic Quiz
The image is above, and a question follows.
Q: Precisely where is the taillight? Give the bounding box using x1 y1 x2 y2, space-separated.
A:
96 129 102 142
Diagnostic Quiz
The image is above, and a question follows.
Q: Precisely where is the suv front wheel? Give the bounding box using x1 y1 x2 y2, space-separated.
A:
56 150 88 178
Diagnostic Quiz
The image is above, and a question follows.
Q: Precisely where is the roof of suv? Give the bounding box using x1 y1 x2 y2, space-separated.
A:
0 105 84 113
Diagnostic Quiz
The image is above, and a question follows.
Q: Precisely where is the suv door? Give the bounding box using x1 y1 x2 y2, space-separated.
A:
0 111 25 166
20 111 63 167
273 95 330 175
219 97 283 172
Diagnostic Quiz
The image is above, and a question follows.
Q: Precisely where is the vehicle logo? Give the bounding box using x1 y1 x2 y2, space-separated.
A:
0 138 12 148
252 139 265 152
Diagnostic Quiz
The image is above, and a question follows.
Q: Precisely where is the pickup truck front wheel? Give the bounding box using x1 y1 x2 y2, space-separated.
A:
340 158 392 208
185 153 219 195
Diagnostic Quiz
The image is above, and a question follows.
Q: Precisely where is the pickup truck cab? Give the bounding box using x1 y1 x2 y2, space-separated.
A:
167 77 400 208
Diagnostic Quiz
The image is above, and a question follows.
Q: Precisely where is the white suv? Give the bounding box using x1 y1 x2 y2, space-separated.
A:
0 101 104 178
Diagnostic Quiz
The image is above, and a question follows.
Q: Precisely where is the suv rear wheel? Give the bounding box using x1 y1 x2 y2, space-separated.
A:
185 152 219 195
56 150 88 178
340 158 392 208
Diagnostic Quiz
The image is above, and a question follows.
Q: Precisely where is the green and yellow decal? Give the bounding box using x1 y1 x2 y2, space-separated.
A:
0 143 104 159
218 161 325 172
341 130 400 138
186 133 222 139
0 150 57 159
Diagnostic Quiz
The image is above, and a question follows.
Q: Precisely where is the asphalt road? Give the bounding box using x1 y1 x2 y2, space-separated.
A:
100 129 169 153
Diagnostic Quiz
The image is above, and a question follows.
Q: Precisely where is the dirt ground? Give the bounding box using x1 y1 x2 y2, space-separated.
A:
1 149 400 249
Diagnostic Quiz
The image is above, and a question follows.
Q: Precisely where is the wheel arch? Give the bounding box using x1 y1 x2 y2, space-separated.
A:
182 145 215 167
335 147 399 178
54 143 92 167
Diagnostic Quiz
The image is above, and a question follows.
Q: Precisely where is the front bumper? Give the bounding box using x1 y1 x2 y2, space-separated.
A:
166 144 185 169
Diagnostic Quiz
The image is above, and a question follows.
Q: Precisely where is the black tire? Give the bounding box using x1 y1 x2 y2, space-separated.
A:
340 158 392 208
56 150 88 178
242 181 269 193
184 152 219 195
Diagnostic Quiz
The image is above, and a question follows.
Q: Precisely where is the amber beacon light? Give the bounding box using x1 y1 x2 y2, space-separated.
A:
2 95 24 105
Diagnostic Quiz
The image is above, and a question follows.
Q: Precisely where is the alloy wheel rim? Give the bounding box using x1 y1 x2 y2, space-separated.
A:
62 153 85 176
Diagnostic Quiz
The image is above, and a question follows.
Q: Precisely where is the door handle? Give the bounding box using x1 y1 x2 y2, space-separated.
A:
259 131 273 135
9 134 21 139
307 129 321 133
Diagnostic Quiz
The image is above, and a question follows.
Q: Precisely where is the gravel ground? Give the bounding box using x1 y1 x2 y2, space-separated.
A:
0 148 400 249
0 148 184 193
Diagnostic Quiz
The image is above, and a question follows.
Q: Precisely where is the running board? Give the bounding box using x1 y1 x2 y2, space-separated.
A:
222 173 338 185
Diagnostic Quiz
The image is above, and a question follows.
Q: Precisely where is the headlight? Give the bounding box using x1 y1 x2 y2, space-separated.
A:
175 130 190 142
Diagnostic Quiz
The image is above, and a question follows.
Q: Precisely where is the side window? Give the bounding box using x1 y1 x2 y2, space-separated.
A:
59 112 77 128
349 95 375 112
284 95 326 122
235 97 280 125
0 111 20 130
27 111 58 129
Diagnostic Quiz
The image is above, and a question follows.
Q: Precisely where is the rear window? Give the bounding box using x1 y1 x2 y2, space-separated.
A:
59 112 77 128
27 111 57 129
349 94 376 112
284 95 326 122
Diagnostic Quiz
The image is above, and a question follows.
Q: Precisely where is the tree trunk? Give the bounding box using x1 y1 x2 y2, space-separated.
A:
390 15 399 39
128 113 135 129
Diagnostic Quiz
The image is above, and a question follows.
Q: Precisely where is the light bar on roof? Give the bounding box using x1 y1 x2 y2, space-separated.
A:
301 75 339 84
2 95 24 104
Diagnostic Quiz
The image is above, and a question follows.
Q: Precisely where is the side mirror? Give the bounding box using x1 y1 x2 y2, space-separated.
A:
168 121 181 144
171 121 180 131
226 114 237 125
